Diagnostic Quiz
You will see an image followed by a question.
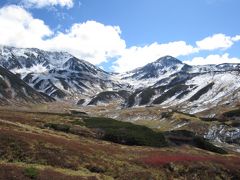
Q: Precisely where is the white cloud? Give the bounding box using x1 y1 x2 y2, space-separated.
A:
0 5 126 65
113 33 240 72
0 5 240 72
232 35 240 42
0 5 52 47
184 53 240 66
20 0 74 8
113 41 197 72
196 33 234 51
45 21 126 64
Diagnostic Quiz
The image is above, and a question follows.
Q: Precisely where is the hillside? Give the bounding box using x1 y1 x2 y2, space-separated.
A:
0 66 54 105
0 46 127 101
0 107 239 179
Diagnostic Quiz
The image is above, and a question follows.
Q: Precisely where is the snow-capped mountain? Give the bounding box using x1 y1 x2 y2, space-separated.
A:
0 66 54 105
119 56 190 88
1 46 240 114
123 56 240 114
0 46 128 102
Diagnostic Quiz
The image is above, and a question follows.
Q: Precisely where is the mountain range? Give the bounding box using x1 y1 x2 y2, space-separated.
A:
1 46 240 178
1 46 240 114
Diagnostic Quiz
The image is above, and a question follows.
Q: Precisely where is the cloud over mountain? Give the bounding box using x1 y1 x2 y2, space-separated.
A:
196 33 238 51
0 5 239 72
0 5 126 65
184 53 240 65
113 41 197 72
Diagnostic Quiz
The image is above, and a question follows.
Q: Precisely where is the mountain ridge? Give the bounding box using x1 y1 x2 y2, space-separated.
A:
0 46 128 101
1 46 240 114
0 65 54 105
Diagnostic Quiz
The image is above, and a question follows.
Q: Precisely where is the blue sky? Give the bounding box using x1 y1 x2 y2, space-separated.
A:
0 0 239 72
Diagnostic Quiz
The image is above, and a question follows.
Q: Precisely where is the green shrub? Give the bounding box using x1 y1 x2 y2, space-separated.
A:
88 90 130 105
200 117 220 122
82 117 168 147
222 109 240 118
44 123 70 133
164 130 227 154
72 119 85 126
193 136 227 154
24 167 38 179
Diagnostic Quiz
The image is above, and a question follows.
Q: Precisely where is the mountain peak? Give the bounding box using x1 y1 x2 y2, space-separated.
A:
139 56 184 72
124 56 185 82
154 56 183 66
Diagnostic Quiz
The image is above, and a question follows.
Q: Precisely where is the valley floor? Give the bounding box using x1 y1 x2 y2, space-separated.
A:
0 105 240 179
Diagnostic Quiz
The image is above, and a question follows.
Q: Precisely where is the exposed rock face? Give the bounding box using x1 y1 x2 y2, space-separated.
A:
0 66 54 105
1 46 240 114
0 46 128 101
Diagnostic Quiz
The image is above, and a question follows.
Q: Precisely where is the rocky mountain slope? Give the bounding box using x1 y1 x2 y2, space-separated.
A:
0 46 127 102
121 56 240 114
1 46 240 115
0 66 54 105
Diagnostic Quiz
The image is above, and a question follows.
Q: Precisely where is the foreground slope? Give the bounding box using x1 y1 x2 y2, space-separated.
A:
0 108 239 179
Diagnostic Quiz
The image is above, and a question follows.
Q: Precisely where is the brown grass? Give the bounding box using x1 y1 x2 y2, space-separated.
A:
0 109 240 179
